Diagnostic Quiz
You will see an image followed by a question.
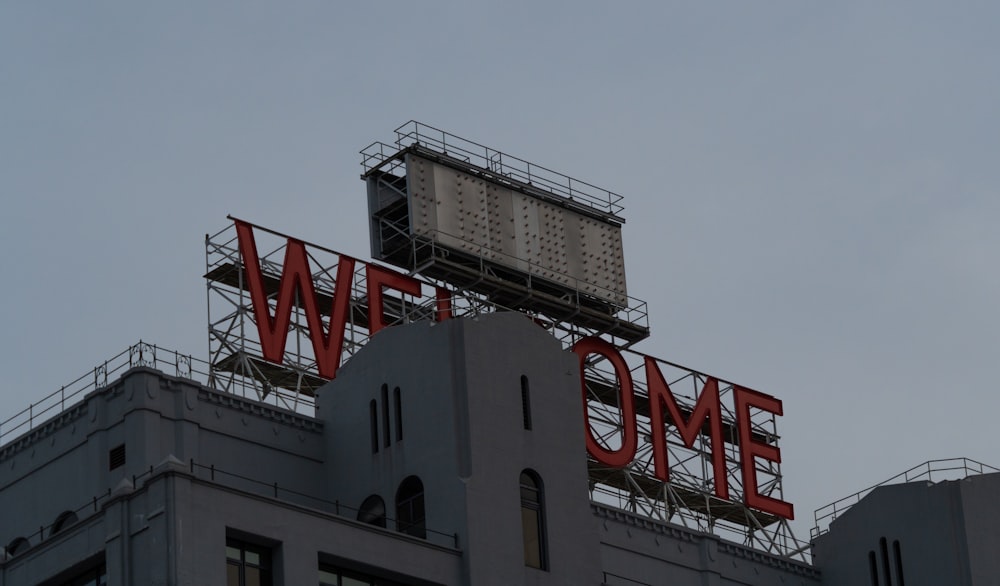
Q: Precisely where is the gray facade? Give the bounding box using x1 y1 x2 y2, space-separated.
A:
0 312 983 585
813 472 1000 586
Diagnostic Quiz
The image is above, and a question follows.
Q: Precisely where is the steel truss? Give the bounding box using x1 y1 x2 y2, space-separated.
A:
361 120 625 217
205 217 805 558
204 119 806 558
581 348 807 560
206 219 647 412
361 123 649 343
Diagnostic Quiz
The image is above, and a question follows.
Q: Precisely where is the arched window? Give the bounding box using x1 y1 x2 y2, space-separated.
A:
395 476 426 538
520 469 547 570
5 537 29 557
357 494 387 528
50 510 78 536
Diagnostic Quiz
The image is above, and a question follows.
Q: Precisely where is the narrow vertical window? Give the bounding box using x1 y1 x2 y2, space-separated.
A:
381 384 391 448
868 551 879 586
395 476 426 538
893 540 905 586
520 375 532 430
880 537 892 586
520 469 547 570
394 387 403 442
369 399 379 454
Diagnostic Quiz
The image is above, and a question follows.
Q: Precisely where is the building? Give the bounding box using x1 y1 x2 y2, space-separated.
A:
0 123 995 585
0 314 821 585
811 460 1000 586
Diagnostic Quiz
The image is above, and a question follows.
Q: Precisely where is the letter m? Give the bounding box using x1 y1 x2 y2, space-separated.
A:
645 357 729 500
234 221 354 380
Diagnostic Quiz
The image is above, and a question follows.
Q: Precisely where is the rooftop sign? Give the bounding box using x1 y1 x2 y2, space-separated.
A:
204 122 796 555
207 218 792 524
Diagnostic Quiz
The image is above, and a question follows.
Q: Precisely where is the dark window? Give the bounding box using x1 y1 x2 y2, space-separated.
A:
395 476 426 538
520 375 532 430
880 537 892 586
520 469 547 570
893 540 906 586
51 510 79 536
6 536 30 557
109 444 126 470
394 387 403 442
38 553 106 586
319 564 408 586
59 564 107 586
381 384 391 449
227 539 272 586
357 494 387 528
369 399 379 454
868 551 879 586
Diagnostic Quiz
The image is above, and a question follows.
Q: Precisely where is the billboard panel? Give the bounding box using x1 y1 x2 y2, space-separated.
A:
406 153 628 306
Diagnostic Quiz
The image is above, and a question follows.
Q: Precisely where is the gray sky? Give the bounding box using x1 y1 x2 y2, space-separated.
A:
3 2 998 539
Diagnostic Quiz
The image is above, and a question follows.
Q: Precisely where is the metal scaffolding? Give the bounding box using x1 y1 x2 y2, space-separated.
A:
204 216 805 559
360 122 648 343
201 121 806 558
205 219 650 410
581 346 806 559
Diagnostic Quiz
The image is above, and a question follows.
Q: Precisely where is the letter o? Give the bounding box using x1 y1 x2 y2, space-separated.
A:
572 337 638 469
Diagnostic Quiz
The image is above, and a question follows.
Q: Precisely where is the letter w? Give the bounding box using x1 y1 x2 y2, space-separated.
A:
645 357 729 500
235 221 354 380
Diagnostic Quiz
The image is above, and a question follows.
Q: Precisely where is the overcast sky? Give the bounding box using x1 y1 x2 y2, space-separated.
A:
2 2 998 540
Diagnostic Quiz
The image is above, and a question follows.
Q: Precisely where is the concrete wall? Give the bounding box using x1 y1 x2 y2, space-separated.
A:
1 463 463 586
0 368 328 559
811 475 1000 586
0 366 458 586
596 505 821 586
0 314 856 585
957 474 1000 583
320 313 603 585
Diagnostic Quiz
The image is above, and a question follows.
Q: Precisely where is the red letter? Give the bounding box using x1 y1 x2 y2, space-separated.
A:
366 265 423 334
435 286 453 322
734 386 794 520
572 337 637 469
235 221 354 379
646 359 728 500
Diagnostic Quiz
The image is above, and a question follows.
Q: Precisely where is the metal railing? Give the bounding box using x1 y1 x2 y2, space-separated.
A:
0 342 211 449
397 230 647 322
187 460 458 549
1 463 162 561
811 457 1000 538
603 572 653 585
0 456 461 562
361 121 625 217
0 338 326 452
